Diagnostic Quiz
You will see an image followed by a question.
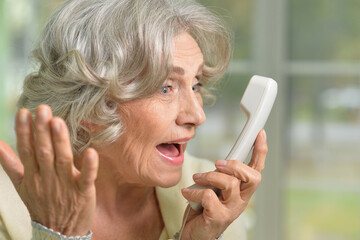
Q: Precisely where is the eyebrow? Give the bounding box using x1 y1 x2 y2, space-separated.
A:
172 66 185 75
171 63 204 76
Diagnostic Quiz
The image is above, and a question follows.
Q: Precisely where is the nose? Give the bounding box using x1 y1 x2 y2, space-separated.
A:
176 92 206 127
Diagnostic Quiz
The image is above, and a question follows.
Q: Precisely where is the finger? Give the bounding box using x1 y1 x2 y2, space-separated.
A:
215 160 250 182
79 148 99 192
34 105 55 172
192 172 240 203
248 130 267 172
51 117 74 177
0 140 24 187
15 108 37 173
215 160 262 202
181 187 221 212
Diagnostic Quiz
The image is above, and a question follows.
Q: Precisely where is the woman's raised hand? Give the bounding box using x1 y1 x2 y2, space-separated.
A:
0 105 98 236
180 130 268 240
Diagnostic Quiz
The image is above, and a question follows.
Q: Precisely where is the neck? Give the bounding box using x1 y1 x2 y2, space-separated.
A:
92 179 164 240
95 178 157 217
75 152 157 216
75 153 164 239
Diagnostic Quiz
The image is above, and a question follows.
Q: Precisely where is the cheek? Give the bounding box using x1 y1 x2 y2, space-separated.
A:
118 119 162 166
119 131 153 162
148 104 178 132
116 101 179 165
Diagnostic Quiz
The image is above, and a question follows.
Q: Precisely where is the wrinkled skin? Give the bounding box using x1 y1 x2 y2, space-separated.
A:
0 32 267 239
180 132 267 239
0 107 98 236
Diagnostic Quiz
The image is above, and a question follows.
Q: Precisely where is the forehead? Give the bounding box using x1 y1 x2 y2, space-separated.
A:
171 32 204 72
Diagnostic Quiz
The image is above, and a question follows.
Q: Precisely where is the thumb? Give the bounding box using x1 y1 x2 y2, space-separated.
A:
0 140 24 187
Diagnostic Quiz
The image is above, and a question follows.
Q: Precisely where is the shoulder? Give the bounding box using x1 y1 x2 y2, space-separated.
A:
0 166 31 240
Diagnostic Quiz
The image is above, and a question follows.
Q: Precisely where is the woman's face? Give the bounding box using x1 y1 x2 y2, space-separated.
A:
97 32 206 187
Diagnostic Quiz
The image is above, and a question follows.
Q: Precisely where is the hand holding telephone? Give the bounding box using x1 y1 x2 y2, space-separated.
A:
188 75 278 211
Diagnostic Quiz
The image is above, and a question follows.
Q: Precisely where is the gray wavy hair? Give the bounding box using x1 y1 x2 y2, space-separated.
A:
18 0 232 154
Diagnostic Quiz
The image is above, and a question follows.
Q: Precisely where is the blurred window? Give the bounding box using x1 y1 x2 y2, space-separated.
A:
195 0 360 240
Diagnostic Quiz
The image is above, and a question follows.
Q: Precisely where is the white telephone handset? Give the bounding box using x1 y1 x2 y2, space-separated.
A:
188 75 278 211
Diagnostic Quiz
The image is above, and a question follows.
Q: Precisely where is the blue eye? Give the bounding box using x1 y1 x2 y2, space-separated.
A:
192 82 203 92
161 86 172 94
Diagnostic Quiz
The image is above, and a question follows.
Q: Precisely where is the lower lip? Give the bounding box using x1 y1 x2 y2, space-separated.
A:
156 144 184 165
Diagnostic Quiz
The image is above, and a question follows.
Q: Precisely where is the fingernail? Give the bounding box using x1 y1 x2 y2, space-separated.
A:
262 130 267 142
215 160 227 166
18 110 28 124
193 173 202 179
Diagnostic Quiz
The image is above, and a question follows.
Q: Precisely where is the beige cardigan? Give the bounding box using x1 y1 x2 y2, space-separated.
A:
0 152 247 240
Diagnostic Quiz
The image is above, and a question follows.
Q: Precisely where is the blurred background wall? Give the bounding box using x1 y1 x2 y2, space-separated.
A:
0 0 359 239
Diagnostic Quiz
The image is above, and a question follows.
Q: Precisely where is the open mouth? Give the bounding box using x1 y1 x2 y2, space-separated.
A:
156 143 181 157
156 143 183 165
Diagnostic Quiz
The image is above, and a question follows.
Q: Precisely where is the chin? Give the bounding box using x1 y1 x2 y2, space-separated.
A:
155 172 182 188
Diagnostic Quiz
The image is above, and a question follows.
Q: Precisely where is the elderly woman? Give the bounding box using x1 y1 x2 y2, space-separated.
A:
0 0 267 239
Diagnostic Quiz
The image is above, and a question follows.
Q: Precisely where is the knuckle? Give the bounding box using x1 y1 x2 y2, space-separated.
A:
203 189 215 202
234 162 244 174
80 174 95 188
228 160 238 168
252 172 262 184
206 172 217 183
35 124 47 134
55 157 70 167
229 178 239 189
16 125 29 135
19 147 34 158
37 147 53 160
55 152 73 166
260 143 268 154
82 178 93 187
